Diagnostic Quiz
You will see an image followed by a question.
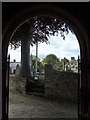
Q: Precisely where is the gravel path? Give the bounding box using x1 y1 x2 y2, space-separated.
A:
9 91 78 118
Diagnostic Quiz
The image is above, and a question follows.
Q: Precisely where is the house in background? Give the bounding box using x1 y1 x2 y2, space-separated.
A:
10 59 21 74
10 56 78 74
64 57 78 73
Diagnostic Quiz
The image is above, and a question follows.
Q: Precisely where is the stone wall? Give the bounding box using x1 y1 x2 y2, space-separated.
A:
45 65 78 103
9 75 26 94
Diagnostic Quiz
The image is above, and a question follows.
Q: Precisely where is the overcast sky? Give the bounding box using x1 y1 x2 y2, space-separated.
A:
8 30 80 62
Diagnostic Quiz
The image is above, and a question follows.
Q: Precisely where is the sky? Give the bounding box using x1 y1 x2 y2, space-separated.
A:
8 30 80 62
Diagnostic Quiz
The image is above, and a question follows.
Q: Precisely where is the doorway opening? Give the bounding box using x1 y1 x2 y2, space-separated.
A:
7 15 80 118
2 4 89 119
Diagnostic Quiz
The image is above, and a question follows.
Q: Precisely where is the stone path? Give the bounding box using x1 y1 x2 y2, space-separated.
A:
9 91 78 118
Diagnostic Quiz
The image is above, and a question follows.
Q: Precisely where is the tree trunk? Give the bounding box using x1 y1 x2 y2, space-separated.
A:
35 42 38 76
20 38 31 77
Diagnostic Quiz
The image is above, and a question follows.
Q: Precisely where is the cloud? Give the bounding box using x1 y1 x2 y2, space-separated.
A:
8 50 21 62
38 53 46 60
8 46 21 62
36 32 80 60
8 31 80 62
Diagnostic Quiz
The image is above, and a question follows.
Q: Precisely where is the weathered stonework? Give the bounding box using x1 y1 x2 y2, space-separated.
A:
9 75 26 94
45 65 78 103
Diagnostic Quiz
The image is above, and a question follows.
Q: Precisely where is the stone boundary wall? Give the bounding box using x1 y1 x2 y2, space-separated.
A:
45 65 78 103
9 75 26 94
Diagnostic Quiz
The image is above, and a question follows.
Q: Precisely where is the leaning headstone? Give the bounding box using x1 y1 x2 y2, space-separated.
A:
9 67 13 75
15 64 21 76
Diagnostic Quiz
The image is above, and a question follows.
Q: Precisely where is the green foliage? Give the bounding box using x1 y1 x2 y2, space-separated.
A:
43 54 59 66
31 54 73 74
31 55 40 67
53 61 63 71
41 54 64 71
31 55 44 75
10 16 73 49
42 54 72 71
41 59 47 66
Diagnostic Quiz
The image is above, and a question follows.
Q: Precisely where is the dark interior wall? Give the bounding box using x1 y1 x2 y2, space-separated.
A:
2 2 90 65
2 2 89 33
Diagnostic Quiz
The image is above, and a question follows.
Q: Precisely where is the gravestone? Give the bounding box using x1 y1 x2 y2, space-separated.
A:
9 67 13 75
15 64 21 76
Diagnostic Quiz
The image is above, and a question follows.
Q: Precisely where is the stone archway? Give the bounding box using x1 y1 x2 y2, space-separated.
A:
2 4 90 119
